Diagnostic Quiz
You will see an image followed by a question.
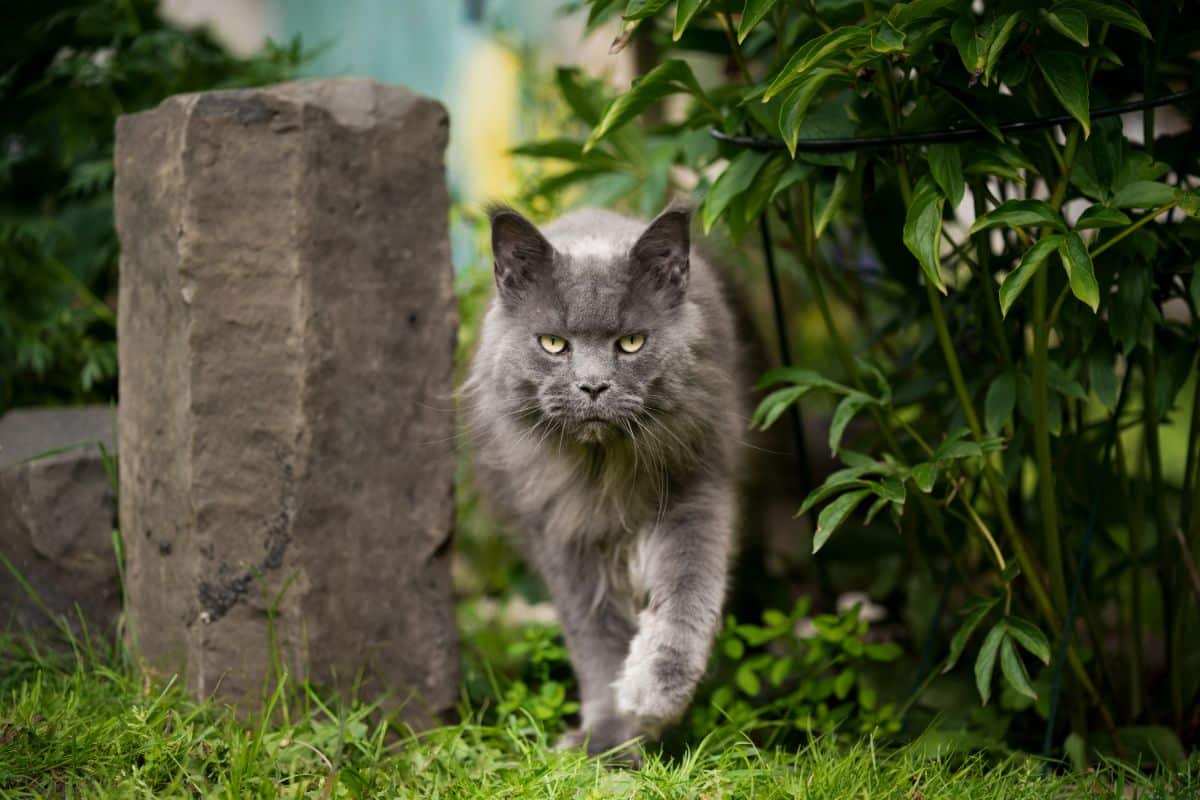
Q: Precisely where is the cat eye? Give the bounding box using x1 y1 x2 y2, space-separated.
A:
617 333 646 354
538 334 568 354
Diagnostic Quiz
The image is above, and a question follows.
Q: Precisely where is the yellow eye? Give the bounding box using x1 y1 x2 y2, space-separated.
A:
539 334 567 354
618 333 646 353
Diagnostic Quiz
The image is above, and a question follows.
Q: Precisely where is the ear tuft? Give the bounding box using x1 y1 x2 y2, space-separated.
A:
488 205 553 301
630 203 691 305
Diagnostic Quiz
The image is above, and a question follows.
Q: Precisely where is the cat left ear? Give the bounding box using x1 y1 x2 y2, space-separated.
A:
631 204 691 305
489 205 554 302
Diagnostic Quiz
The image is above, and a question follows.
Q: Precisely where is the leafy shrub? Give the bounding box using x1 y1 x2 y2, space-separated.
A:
519 0 1200 763
0 1 305 411
686 599 903 743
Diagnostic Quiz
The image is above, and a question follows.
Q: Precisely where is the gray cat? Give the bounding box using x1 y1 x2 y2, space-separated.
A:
463 203 746 757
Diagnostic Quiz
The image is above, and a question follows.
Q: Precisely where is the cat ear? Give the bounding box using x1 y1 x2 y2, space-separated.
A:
489 205 554 302
631 203 691 305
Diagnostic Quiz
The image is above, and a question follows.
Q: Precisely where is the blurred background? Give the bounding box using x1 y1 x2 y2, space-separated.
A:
164 0 635 224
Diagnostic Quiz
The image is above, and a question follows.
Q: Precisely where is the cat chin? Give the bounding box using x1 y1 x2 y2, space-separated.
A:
573 419 617 444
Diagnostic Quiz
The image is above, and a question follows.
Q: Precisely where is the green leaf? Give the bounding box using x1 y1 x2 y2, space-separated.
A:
1109 181 1177 209
509 139 613 165
1056 0 1151 39
752 385 809 430
903 176 947 293
870 18 906 53
927 144 964 207
1179 190 1200 217
1036 51 1090 137
863 495 890 524
1074 205 1130 230
623 0 672 20
737 0 782 43
762 26 869 101
1041 8 1089 46
1004 616 1051 665
1047 361 1087 401
983 13 1022 84
585 0 623 33
943 598 998 673
771 161 815 202
1088 345 1119 410
723 636 745 659
974 624 1006 705
813 488 872 553
1191 267 1200 314
740 155 790 223
813 170 851 238
865 641 902 661
829 392 876 455
969 199 1063 234
769 655 793 686
556 67 606 125
673 0 707 40
585 59 710 151
999 636 1038 700
1000 235 1062 317
875 476 905 503
735 663 761 696
1058 231 1100 312
950 16 984 80
779 69 846 157
911 462 937 492
797 479 873 517
701 150 769 233
833 667 856 699
756 366 852 394
1111 726 1188 768
984 372 1015 434
889 0 957 28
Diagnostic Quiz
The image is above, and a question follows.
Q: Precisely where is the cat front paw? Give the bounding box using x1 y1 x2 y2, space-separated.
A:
614 634 704 732
555 719 643 766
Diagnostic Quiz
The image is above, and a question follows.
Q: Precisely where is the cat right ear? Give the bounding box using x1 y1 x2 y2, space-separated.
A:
488 205 554 302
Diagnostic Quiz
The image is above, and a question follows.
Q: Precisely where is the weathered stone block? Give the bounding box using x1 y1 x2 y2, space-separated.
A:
114 78 458 723
0 407 119 634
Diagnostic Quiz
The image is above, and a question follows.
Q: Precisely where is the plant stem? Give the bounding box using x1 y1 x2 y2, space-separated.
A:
1142 352 1183 730
780 188 955 568
1031 128 1082 621
1090 202 1178 259
1115 434 1148 718
718 3 753 84
884 95 1124 740
971 183 1013 369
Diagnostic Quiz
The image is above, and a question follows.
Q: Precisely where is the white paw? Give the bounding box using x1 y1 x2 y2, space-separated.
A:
613 631 703 732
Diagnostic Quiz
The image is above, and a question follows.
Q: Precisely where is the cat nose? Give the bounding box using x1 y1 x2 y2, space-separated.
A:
576 381 610 400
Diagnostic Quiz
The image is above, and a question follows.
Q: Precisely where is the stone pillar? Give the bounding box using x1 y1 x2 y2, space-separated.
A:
114 79 458 724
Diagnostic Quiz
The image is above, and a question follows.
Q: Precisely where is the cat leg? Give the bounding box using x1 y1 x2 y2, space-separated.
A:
614 482 733 733
536 542 641 760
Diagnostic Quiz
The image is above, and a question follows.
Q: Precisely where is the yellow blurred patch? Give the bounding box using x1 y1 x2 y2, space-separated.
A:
455 41 520 202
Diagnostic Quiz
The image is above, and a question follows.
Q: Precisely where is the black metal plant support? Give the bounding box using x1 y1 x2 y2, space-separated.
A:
758 212 816 506
712 88 1200 153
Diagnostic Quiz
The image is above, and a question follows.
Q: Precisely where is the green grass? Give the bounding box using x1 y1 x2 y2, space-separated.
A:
1 634 1197 799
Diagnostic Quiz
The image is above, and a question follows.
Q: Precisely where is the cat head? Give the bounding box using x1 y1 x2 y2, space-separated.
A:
485 204 696 445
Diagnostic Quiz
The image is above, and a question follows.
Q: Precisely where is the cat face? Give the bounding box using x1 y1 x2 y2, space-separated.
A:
488 205 693 444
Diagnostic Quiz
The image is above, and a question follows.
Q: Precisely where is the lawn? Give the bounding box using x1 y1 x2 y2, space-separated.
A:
1 631 1196 799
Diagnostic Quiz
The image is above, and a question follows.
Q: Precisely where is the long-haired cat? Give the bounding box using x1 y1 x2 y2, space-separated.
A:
463 203 746 758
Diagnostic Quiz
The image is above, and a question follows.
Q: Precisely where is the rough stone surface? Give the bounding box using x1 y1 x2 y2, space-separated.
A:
114 78 458 724
0 407 119 633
